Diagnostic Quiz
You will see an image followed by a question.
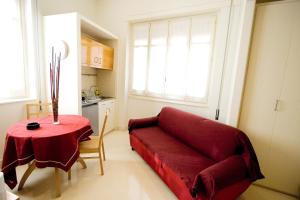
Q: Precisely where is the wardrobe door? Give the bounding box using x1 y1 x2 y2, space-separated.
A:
239 0 300 197
266 3 300 195
239 1 294 176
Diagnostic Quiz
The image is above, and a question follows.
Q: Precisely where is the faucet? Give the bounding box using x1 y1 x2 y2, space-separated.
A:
89 86 100 98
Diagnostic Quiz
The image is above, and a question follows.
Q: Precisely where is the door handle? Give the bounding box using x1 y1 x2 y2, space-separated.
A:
274 99 280 111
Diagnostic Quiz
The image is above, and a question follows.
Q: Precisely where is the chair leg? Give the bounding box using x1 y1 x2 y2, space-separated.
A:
77 156 87 169
102 142 106 161
18 161 36 191
68 170 71 181
54 168 61 198
99 150 104 176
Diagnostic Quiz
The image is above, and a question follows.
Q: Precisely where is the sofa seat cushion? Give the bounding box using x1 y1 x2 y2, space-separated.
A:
131 126 215 190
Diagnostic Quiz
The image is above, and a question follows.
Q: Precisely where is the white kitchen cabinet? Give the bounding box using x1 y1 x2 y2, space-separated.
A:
81 35 114 70
98 99 115 134
90 41 103 68
81 37 89 66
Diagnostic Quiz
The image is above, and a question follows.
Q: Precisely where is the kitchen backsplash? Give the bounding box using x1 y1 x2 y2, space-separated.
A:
81 66 97 91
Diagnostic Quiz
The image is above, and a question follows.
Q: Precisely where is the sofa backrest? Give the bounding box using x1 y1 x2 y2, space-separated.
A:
158 107 241 161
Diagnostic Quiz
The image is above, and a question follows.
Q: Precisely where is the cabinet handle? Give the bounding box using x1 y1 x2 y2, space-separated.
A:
274 99 280 111
94 57 98 63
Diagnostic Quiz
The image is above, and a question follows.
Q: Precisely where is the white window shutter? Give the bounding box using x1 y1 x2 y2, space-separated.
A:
130 14 217 104
165 19 190 97
147 21 168 94
132 23 150 92
133 24 149 46
0 0 26 99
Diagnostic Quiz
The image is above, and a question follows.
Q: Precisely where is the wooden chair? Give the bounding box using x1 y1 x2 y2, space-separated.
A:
26 102 52 119
79 112 108 175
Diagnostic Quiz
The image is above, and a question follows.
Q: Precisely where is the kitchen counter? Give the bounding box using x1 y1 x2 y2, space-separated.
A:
82 97 114 107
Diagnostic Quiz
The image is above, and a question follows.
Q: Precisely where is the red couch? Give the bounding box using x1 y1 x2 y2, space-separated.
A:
128 107 263 200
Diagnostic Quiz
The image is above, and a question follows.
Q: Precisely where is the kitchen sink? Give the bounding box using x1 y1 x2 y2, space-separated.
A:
87 98 102 103
82 96 113 107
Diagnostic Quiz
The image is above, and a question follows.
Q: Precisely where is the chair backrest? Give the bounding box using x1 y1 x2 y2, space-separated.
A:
98 111 109 148
26 102 52 119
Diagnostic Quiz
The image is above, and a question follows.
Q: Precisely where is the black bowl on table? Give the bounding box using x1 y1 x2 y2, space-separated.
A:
26 122 40 130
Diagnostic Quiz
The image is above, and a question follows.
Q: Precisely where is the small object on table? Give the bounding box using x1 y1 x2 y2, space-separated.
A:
26 122 40 130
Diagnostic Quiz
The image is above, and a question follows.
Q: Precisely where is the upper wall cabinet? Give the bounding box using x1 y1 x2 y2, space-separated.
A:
81 36 90 66
81 35 114 70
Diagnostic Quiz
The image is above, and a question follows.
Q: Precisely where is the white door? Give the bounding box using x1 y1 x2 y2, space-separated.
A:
239 0 300 196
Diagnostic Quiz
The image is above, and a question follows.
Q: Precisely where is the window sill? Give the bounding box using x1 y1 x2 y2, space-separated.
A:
0 98 37 105
128 94 208 108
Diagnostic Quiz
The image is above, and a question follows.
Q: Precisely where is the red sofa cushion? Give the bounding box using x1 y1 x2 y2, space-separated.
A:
158 107 241 162
192 155 248 199
131 126 215 189
128 116 158 132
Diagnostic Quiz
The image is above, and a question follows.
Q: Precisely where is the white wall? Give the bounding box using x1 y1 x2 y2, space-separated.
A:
0 102 28 162
95 0 254 129
38 0 98 22
44 13 82 115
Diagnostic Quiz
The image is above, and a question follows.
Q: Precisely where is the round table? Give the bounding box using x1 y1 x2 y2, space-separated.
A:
1 115 93 193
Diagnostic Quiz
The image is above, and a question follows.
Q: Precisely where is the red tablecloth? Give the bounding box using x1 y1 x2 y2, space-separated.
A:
1 115 93 189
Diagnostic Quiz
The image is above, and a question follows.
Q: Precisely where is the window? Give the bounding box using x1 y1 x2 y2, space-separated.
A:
130 14 216 103
0 0 37 102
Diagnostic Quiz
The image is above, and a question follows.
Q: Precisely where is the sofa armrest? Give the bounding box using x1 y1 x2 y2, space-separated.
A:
191 155 247 199
128 116 159 132
237 132 264 181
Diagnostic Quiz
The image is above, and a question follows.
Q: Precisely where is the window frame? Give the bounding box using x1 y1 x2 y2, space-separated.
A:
129 13 217 106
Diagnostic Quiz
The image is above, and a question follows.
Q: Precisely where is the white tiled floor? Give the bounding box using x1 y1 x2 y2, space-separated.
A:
8 131 298 200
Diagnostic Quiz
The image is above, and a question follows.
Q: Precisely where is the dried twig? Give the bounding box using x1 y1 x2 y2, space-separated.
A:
50 47 61 122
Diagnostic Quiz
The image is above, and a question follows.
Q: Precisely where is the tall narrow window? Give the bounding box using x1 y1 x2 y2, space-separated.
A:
131 24 149 92
165 18 189 97
131 14 216 103
187 16 215 100
0 0 37 102
148 21 168 95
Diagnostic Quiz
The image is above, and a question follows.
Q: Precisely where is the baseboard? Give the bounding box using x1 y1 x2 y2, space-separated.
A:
253 183 299 199
115 126 128 131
